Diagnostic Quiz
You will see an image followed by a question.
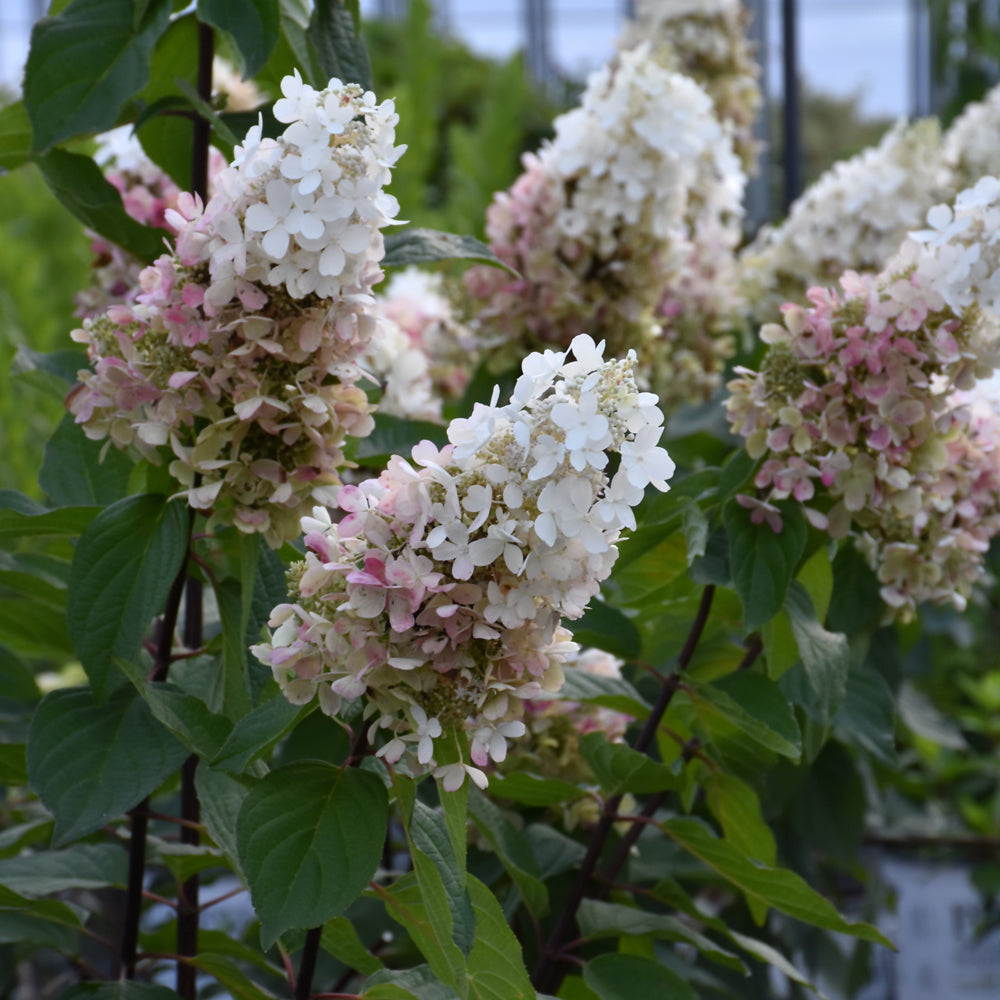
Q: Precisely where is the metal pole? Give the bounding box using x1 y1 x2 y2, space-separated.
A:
524 0 553 85
781 0 802 214
744 0 771 231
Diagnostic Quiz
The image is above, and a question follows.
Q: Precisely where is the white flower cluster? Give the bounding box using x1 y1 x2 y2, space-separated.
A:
618 0 763 172
547 43 743 259
738 118 950 326
169 69 405 308
902 175 1000 346
942 82 1000 194
252 334 674 789
465 43 744 409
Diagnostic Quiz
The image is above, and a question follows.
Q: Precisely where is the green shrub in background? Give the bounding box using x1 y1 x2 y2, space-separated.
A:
0 164 90 496
367 0 574 236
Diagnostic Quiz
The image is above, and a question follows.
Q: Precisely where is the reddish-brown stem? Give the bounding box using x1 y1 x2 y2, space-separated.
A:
531 585 716 993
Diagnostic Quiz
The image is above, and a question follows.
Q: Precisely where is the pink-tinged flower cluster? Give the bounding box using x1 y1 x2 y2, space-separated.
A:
362 268 480 421
619 0 763 172
726 180 1000 619
738 119 950 328
464 43 744 413
75 129 185 319
251 335 674 789
66 73 406 546
500 647 634 827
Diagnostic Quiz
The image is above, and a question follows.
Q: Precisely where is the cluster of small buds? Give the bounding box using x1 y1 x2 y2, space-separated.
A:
251 335 674 789
66 73 405 546
367 267 480 415
738 119 951 328
618 0 764 173
465 43 743 411
726 179 1000 619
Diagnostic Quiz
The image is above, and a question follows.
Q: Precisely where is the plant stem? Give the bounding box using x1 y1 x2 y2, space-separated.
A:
176 754 201 1000
295 926 323 1000
191 22 214 202
119 803 149 979
530 584 715 993
173 27 214 997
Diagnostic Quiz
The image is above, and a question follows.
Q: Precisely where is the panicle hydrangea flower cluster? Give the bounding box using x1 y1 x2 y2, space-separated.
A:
67 73 405 546
726 178 1000 619
75 128 186 319
362 267 480 420
465 42 744 413
738 119 951 327
251 334 675 790
618 0 763 172
942 82 1000 195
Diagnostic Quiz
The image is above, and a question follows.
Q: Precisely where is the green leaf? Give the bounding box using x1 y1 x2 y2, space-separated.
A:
67 493 189 696
583 953 696 1000
0 491 98 539
660 817 892 946
558 663 649 719
580 732 680 796
833 660 896 764
797 545 833 623
681 500 710 565
308 0 373 90
0 101 32 172
35 149 167 262
403 792 475 957
133 13 198 187
147 836 227 882
10 345 87 387
214 534 261 719
363 965 460 1000
784 581 850 722
827 543 883 634
898 682 966 749
321 916 385 975
120 671 234 758
0 744 27 786
0 887 84 953
355 413 449 465
236 760 388 947
572 600 642 661
0 843 126 897
383 228 513 272
0 592 74 660
728 930 830 998
197 0 279 76
577 899 744 973
467 788 547 916
489 772 585 807
724 499 806 629
687 672 801 761
375 873 468 996
27 686 188 846
25 0 172 152
703 772 776 866
465 874 535 1000
195 764 249 872
40 414 133 507
188 952 282 1000
211 696 308 774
